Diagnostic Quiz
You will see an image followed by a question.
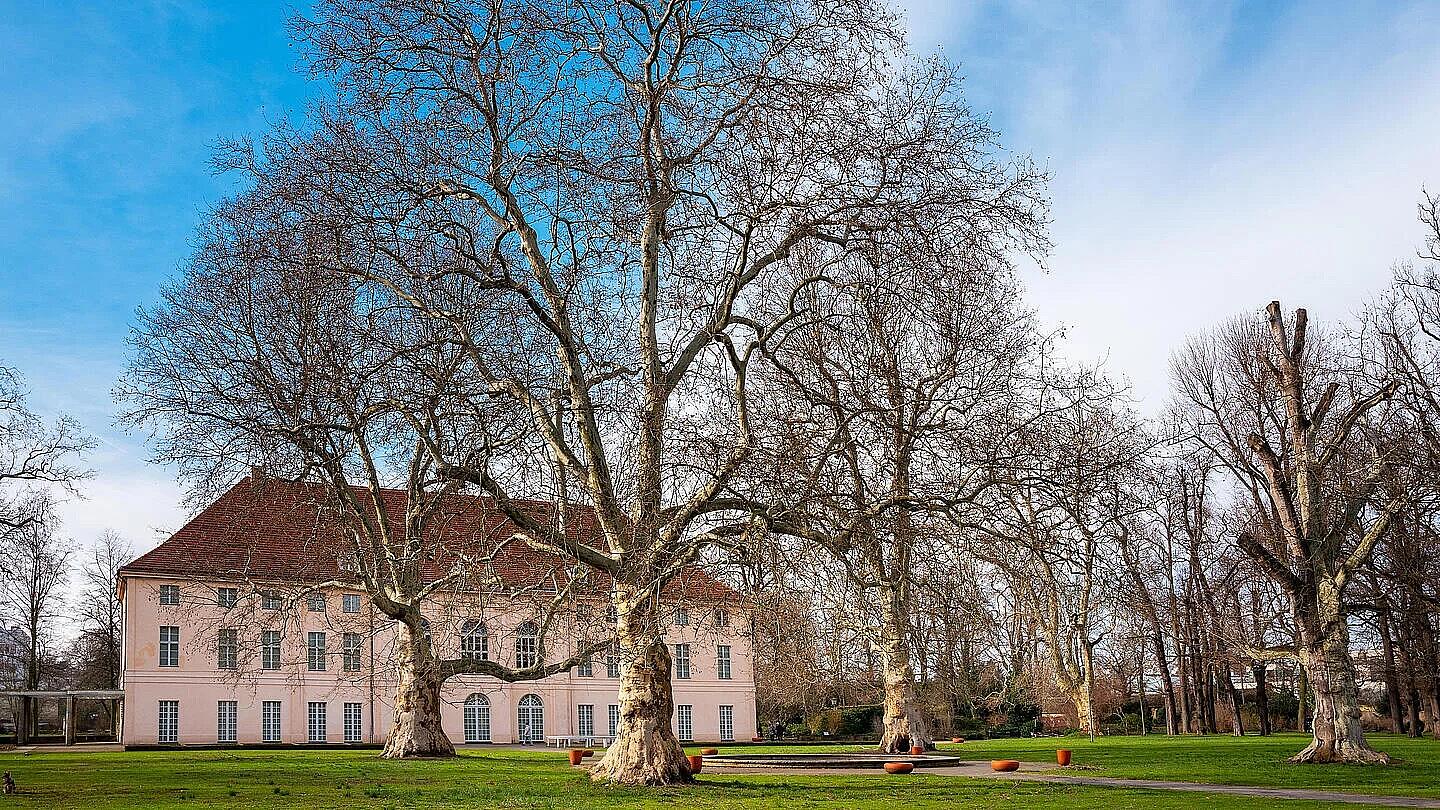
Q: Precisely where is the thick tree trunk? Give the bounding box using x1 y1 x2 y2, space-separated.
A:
590 589 691 785
1253 664 1272 736
876 591 932 752
1290 595 1388 764
1219 666 1244 736
1377 606 1405 733
381 619 454 758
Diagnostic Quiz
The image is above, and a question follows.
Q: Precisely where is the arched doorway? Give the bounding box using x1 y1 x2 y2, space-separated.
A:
517 694 544 744
463 693 491 743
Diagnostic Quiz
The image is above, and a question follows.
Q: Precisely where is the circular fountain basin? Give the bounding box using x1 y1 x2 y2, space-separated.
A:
705 752 963 769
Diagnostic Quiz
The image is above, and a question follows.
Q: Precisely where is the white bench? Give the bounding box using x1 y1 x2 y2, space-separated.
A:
545 734 615 748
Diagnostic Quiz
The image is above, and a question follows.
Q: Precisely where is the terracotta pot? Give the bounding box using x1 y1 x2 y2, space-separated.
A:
568 749 585 766
990 760 1020 772
883 762 914 774
582 750 595 758
687 754 704 774
701 748 719 756
1056 749 1072 767
752 736 764 742
909 745 925 756
950 737 965 744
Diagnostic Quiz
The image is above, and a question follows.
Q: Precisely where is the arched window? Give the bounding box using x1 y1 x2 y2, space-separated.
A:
517 694 544 744
461 620 488 661
515 621 538 669
463 693 491 743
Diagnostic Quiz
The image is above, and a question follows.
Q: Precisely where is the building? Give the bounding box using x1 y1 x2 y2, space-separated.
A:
117 478 755 747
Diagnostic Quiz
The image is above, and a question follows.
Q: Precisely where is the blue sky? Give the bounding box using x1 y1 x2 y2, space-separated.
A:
2 1 1439 553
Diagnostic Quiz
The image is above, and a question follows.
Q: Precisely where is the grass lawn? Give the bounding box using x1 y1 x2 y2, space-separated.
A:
0 734 1434 809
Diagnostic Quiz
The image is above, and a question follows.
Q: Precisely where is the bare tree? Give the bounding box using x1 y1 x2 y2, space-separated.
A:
1172 301 1397 763
0 501 73 738
71 530 131 691
0 365 93 540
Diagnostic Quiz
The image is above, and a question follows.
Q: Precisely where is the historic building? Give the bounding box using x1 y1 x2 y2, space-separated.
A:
117 478 755 747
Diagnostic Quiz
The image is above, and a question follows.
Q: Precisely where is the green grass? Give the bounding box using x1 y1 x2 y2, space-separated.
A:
0 735 1436 809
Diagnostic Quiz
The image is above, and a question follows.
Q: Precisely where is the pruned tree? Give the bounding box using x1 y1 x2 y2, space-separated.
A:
1172 301 1397 763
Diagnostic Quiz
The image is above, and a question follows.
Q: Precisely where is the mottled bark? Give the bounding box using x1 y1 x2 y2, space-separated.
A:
381 619 455 758
1290 590 1388 764
876 590 931 752
590 590 691 785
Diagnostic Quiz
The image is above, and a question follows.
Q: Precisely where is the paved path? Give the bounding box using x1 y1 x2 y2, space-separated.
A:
706 759 1440 808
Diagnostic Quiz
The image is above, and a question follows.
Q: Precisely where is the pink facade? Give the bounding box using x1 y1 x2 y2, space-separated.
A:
120 574 756 746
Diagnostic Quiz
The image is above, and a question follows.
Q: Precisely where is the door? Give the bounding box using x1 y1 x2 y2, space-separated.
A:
517 694 544 744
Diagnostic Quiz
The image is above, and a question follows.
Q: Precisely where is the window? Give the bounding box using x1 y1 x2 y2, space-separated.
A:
217 700 237 744
675 606 689 626
676 704 693 742
158 700 178 743
577 703 594 736
343 632 363 672
719 705 734 742
342 594 362 614
159 626 179 667
308 632 327 671
717 644 732 680
308 702 327 743
217 629 238 670
262 701 282 743
605 650 621 679
576 655 593 678
159 584 180 605
673 643 691 679
464 693 491 743
344 702 363 743
306 592 326 612
261 590 281 610
714 608 730 628
217 587 237 609
517 694 544 744
460 621 488 661
262 630 281 670
605 604 617 623
515 622 538 669
607 704 620 736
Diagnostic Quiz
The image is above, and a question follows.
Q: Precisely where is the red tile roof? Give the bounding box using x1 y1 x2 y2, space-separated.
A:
120 477 737 602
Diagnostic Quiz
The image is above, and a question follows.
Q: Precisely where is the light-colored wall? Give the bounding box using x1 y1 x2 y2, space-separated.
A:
120 575 757 746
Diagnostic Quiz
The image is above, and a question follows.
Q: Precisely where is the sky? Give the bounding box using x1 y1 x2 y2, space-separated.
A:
2 0 1439 560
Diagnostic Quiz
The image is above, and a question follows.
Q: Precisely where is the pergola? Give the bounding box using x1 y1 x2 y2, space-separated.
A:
0 690 123 745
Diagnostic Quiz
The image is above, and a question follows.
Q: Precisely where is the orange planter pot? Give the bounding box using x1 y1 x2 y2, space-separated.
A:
752 737 764 742
883 762 914 774
991 760 1020 772
687 755 704 774
1056 749 1072 767
568 749 585 766
909 746 925 755
582 750 595 758
950 737 965 744
701 748 719 756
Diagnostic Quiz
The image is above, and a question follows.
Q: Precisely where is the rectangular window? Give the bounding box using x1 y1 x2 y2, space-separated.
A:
342 594 362 614
262 700 282 743
159 584 180 605
217 629 238 670
306 592 326 612
577 655 593 678
344 702 363 743
717 644 732 680
719 705 734 742
714 608 730 628
158 700 178 743
217 587 237 609
159 625 179 667
307 632 327 671
676 704 693 742
308 702 327 743
261 590 281 610
673 643 690 680
607 704 620 736
605 651 620 679
577 704 594 736
515 629 537 669
461 621 487 661
262 630 281 670
217 700 237 744
343 632 362 672
675 606 689 626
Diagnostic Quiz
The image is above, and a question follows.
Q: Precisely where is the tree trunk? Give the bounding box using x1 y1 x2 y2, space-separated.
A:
1219 666 1244 736
590 588 691 785
1253 664 1272 736
381 619 454 758
877 590 932 753
1289 593 1388 764
1151 631 1179 736
1377 606 1405 733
